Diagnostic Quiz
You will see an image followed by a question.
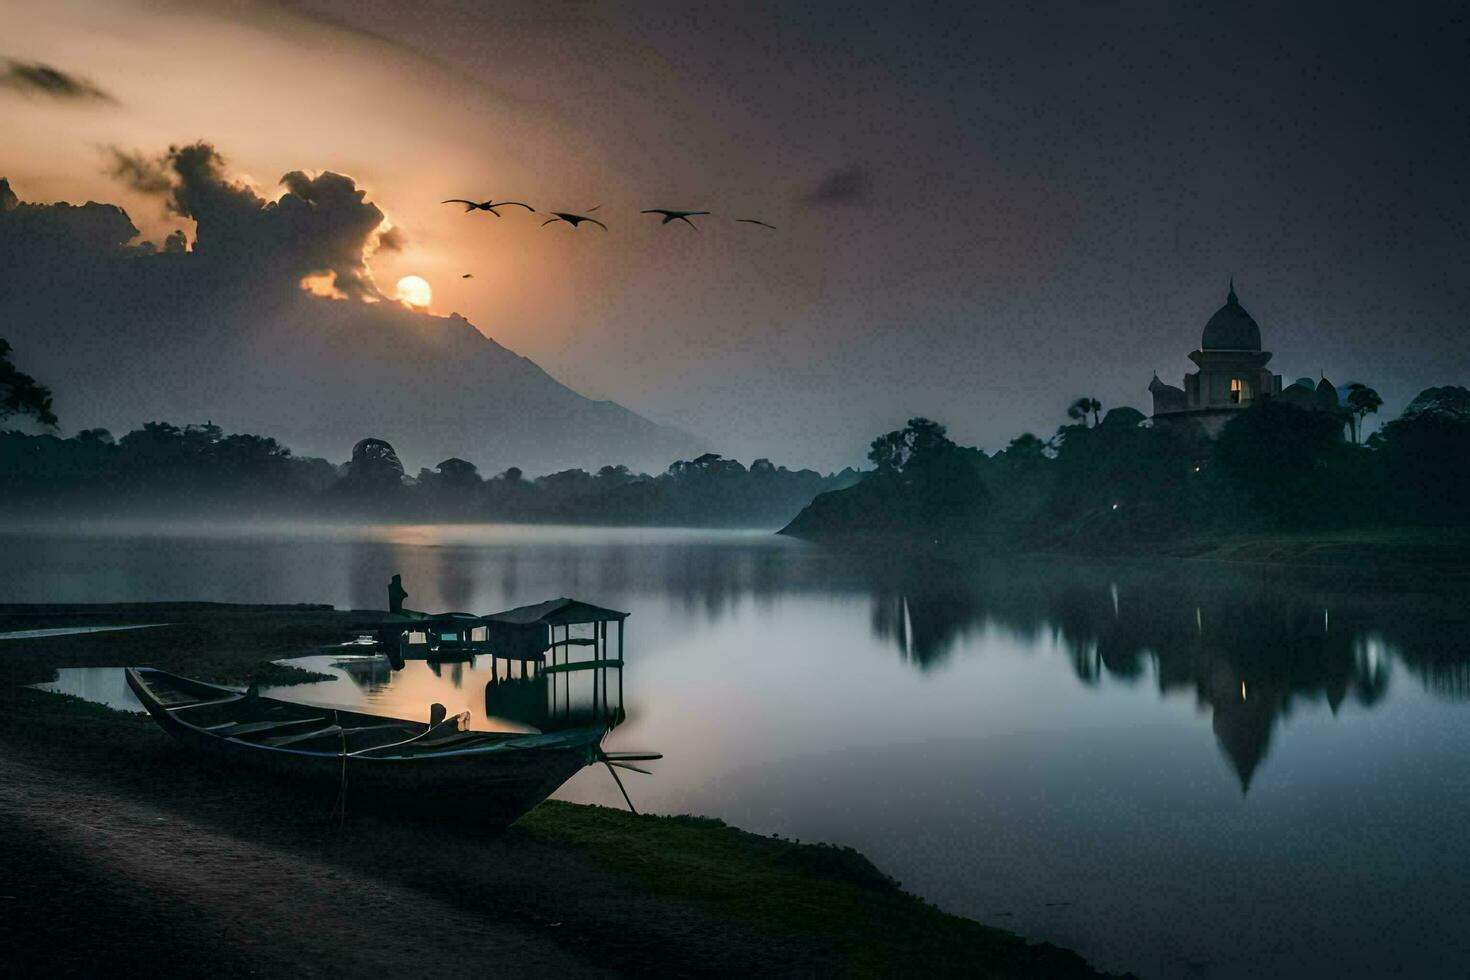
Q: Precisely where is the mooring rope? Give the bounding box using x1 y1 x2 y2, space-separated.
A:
333 709 349 825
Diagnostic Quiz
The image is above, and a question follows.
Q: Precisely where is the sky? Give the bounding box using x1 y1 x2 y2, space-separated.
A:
2 0 1468 469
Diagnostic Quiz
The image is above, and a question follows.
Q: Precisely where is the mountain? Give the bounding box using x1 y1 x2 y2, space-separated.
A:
0 175 701 474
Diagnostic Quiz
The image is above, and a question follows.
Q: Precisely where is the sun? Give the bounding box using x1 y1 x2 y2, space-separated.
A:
395 275 432 309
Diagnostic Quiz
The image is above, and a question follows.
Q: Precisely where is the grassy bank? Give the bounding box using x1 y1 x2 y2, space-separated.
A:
784 525 1470 576
0 604 1116 978
1136 526 1470 567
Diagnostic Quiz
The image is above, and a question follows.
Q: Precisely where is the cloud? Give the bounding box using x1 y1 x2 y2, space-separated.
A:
106 148 172 194
104 141 395 300
802 165 869 206
0 178 141 267
1 60 115 103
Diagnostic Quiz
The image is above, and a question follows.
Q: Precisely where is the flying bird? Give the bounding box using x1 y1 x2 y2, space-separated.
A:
640 208 711 229
542 209 608 231
736 218 777 230
441 199 536 216
461 273 473 278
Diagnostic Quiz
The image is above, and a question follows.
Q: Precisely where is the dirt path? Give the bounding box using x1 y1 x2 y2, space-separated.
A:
0 755 611 978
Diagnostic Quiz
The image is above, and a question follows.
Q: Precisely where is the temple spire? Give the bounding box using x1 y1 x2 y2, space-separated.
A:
1227 275 1238 305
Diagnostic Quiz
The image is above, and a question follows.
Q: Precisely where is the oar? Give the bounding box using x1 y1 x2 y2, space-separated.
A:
604 760 638 815
608 761 652 775
597 748 661 813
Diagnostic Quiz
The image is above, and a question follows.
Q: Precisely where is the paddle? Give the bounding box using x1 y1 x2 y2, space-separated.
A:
597 748 662 814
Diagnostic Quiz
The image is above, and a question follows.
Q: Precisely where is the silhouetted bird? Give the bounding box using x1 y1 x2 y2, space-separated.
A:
461 273 473 278
736 218 777 229
542 209 608 231
640 208 710 229
442 199 536 216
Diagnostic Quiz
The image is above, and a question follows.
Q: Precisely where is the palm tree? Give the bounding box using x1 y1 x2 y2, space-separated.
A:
1067 396 1102 427
1345 383 1383 444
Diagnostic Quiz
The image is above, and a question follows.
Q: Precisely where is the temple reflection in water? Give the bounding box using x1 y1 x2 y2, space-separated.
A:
867 557 1464 791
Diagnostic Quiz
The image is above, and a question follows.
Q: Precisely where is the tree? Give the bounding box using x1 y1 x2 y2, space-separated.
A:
0 337 57 427
596 464 634 485
1213 401 1347 528
344 438 405 486
1344 382 1383 444
783 417 987 542
1375 386 1470 525
867 418 955 475
1067 396 1102 427
433 457 480 486
76 428 114 445
868 430 908 474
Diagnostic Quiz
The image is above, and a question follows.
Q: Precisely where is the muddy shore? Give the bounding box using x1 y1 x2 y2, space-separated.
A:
0 603 1117 978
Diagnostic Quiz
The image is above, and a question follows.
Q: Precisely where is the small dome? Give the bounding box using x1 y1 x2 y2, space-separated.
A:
1201 281 1262 351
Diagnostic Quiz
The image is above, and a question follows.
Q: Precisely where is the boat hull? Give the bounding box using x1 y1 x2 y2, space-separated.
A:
126 667 600 829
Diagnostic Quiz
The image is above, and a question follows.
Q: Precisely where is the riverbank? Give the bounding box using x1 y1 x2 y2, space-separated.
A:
780 525 1470 575
0 603 1114 978
1123 527 1470 568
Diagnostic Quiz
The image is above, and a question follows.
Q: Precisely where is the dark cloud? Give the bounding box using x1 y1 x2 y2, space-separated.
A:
0 178 140 268
105 148 172 194
802 166 869 206
1 60 115 103
104 141 394 300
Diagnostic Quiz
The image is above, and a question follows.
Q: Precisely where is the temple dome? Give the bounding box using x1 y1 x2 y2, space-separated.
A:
1201 281 1262 351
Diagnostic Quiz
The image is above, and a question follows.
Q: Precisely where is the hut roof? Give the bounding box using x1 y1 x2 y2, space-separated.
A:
484 597 629 627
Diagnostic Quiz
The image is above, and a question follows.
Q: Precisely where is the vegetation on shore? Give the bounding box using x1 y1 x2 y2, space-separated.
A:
0 421 858 527
782 385 1470 554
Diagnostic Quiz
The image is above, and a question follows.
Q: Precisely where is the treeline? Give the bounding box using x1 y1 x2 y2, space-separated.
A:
0 422 859 527
782 385 1470 549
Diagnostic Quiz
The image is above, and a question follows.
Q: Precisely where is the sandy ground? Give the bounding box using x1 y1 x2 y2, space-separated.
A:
0 755 607 978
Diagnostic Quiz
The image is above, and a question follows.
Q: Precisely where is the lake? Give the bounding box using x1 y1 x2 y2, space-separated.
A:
5 520 1469 978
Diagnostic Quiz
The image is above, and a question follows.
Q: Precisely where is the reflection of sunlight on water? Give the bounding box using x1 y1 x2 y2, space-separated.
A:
262 655 537 732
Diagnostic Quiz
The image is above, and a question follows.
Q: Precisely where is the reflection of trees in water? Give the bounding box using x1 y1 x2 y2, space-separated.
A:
861 558 1469 791
326 537 1468 789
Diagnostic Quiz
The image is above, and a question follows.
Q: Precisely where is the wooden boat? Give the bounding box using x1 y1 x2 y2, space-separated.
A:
125 666 605 828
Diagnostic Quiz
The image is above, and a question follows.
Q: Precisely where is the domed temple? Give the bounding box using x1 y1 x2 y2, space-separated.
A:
1149 281 1340 437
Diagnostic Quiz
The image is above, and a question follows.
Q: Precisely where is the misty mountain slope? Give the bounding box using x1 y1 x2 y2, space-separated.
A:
242 298 702 473
0 176 700 474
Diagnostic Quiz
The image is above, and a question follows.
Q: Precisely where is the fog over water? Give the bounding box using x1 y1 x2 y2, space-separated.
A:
7 521 1469 978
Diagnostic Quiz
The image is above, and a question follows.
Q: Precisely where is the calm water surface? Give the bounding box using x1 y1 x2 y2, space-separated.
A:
5 520 1470 979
